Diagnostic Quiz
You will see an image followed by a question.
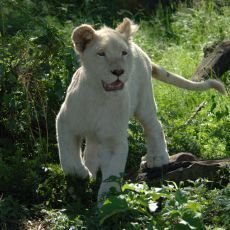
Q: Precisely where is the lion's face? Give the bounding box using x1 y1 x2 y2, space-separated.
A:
82 29 132 91
72 18 138 92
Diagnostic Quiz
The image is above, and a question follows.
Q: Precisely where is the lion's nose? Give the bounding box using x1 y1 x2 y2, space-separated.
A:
111 69 124 77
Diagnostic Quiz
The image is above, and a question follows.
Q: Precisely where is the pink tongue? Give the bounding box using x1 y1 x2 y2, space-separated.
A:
110 80 122 88
104 80 124 91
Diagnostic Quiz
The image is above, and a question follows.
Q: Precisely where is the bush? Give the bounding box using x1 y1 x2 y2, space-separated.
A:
0 0 229 229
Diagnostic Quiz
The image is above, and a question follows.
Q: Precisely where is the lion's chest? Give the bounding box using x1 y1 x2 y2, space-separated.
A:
65 88 130 139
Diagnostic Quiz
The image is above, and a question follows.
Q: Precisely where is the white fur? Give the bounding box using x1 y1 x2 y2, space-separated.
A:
56 18 226 201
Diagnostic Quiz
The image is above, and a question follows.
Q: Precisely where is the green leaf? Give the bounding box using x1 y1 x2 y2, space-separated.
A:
185 201 202 212
175 189 187 204
99 196 129 225
175 219 196 230
182 212 205 230
122 183 137 192
122 183 147 193
163 209 181 218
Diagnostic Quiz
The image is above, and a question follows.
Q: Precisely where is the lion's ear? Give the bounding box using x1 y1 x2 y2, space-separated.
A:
72 25 96 53
116 18 139 39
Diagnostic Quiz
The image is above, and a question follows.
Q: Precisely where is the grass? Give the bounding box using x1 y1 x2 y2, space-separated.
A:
0 0 230 229
133 2 230 159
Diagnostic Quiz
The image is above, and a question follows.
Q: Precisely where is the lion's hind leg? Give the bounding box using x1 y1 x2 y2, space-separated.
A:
140 118 169 168
136 98 169 168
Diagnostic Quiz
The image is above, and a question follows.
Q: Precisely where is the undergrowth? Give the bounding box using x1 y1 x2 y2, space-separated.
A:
0 0 229 229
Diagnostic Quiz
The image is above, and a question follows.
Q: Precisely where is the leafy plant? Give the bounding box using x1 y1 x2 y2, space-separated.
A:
98 182 206 229
0 196 27 229
0 0 229 229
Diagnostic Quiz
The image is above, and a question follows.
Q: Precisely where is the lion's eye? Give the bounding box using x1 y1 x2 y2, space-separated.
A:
122 51 128 56
97 52 106 57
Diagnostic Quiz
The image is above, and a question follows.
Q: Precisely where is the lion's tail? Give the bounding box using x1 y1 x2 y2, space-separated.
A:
152 63 226 95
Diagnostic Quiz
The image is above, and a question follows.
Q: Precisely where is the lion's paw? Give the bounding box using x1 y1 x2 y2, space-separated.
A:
62 163 92 179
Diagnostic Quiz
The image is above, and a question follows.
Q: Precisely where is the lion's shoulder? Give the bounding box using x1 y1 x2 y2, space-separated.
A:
67 67 82 93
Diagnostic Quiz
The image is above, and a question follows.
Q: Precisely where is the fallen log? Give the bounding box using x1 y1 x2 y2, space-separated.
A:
137 152 230 185
192 40 230 81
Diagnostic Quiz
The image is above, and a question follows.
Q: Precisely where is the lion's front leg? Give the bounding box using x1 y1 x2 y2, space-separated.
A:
56 118 91 179
83 138 100 180
97 139 128 203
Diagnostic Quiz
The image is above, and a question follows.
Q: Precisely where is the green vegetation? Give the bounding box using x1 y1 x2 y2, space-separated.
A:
0 0 229 229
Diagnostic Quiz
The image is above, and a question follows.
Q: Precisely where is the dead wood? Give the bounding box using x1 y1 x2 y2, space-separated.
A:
137 152 230 185
192 41 230 81
184 101 207 125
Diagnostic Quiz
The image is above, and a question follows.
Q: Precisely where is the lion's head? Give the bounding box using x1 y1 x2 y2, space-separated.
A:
72 18 138 92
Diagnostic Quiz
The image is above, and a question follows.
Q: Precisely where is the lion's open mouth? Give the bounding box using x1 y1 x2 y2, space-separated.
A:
102 80 124 91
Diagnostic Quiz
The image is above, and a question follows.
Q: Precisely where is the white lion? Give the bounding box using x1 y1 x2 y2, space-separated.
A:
56 18 226 201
